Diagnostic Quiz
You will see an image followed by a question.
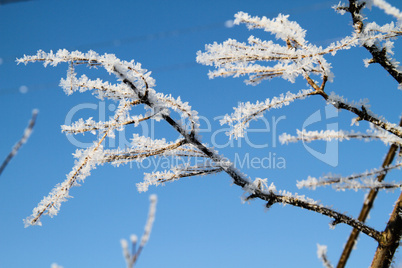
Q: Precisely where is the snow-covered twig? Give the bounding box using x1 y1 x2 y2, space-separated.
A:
0 109 38 176
221 89 314 139
367 0 402 21
280 127 402 146
18 50 205 226
322 92 402 139
297 161 402 190
347 0 402 84
199 11 402 140
121 194 157 268
317 244 334 268
260 186 381 241
334 179 402 191
197 12 334 85
137 165 223 193
18 49 382 242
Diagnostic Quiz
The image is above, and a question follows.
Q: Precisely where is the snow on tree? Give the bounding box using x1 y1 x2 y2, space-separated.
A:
17 0 402 267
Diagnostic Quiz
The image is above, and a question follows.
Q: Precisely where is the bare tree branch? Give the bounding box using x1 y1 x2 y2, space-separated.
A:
121 195 157 268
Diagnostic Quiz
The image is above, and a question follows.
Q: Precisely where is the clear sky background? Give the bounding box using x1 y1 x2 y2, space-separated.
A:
0 0 402 267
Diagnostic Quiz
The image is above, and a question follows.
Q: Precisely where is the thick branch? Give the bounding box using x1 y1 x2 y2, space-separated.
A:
337 118 402 268
371 192 402 268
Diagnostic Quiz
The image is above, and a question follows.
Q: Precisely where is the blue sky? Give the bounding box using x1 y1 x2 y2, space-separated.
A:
1 0 402 267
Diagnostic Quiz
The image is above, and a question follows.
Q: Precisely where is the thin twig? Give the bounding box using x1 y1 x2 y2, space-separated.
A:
0 109 38 176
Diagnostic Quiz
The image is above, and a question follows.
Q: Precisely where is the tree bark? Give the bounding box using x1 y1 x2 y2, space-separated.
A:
337 126 401 268
371 192 402 267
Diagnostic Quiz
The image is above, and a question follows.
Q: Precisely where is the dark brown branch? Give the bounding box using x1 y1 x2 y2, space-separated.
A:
321 91 402 139
348 0 402 84
304 73 402 140
266 192 381 241
371 192 402 268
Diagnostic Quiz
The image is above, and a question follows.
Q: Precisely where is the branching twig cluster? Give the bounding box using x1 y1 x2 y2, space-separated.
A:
197 3 402 267
121 195 157 268
17 0 402 267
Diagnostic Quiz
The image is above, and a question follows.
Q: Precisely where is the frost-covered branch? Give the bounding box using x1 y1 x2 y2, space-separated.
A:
346 0 402 84
61 110 154 134
336 118 402 268
0 109 38 176
197 12 401 86
371 190 402 268
197 12 335 85
334 180 402 191
221 89 314 139
279 127 402 146
24 134 107 227
322 92 402 139
101 137 187 164
18 50 206 226
118 63 375 237
367 0 402 21
252 185 382 241
330 3 402 266
297 161 402 190
200 11 402 141
121 194 157 268
19 49 383 244
137 164 223 192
